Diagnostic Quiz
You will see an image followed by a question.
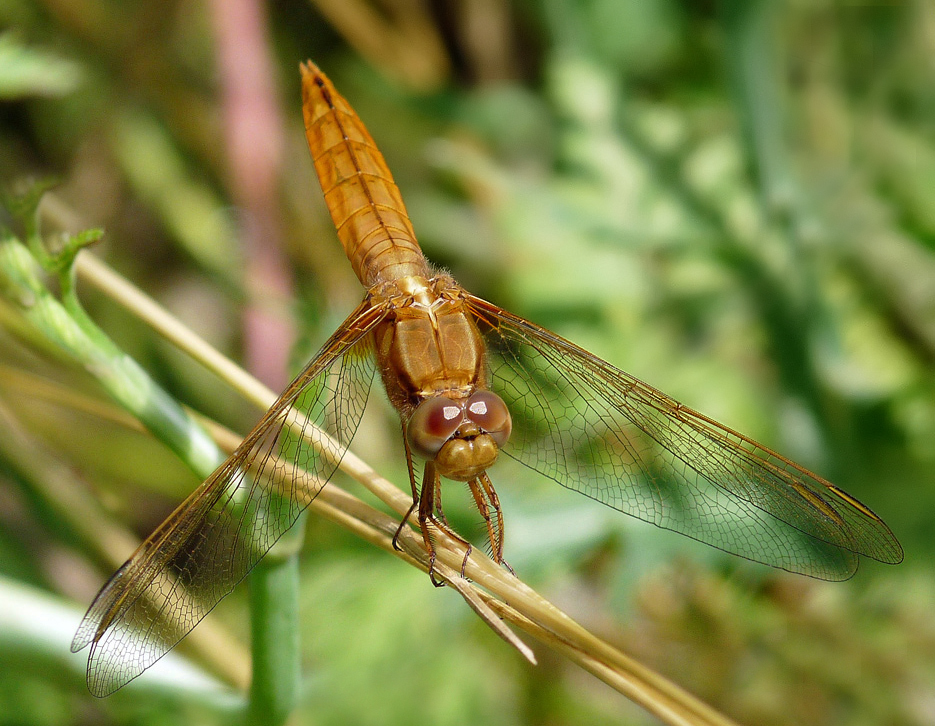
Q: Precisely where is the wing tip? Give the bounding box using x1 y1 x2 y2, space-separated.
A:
876 537 905 566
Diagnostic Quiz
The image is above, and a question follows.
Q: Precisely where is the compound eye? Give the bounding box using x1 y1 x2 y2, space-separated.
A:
465 390 512 448
406 396 464 459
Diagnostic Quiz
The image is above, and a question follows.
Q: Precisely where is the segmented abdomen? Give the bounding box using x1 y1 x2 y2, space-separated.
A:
301 62 428 287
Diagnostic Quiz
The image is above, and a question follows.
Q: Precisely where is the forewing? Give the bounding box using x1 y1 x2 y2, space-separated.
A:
466 295 903 580
72 301 384 696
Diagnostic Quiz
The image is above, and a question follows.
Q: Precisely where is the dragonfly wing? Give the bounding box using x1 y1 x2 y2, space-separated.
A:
465 295 903 580
72 300 385 697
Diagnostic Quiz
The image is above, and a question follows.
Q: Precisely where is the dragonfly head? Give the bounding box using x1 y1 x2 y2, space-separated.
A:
407 390 512 481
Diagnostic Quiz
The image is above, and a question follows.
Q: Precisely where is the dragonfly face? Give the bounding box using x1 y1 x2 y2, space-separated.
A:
70 59 903 698
407 390 512 480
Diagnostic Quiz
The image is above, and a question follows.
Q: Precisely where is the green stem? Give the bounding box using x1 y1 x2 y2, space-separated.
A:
0 228 304 719
720 0 793 219
247 512 306 726
0 232 222 479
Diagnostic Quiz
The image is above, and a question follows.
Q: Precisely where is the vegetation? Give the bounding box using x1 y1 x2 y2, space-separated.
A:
0 1 932 724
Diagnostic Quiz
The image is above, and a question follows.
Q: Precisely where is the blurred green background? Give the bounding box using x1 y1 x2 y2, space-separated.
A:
1 0 933 724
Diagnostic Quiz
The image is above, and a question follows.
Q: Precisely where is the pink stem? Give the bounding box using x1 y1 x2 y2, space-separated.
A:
208 0 294 390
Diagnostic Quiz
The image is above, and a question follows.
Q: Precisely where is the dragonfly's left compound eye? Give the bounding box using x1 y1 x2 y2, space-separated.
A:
407 396 464 459
465 390 512 448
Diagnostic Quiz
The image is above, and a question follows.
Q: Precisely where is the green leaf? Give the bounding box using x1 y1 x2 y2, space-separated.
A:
0 33 81 100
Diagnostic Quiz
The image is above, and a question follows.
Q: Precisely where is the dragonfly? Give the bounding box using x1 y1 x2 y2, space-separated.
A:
72 61 903 697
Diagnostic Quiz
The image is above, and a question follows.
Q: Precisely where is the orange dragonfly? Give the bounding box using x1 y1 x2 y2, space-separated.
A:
72 61 903 696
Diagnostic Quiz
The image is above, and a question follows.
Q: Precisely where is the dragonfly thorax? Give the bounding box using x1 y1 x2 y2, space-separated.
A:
372 273 489 421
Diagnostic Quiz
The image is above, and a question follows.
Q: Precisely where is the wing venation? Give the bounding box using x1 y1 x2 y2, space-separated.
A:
465 294 903 581
72 300 385 696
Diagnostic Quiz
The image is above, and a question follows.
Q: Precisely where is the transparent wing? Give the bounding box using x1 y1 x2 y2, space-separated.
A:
465 295 903 580
71 300 385 697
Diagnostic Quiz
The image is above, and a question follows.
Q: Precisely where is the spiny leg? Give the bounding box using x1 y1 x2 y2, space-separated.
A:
418 461 472 586
466 478 495 577
417 461 444 586
432 466 452 529
433 475 472 577
468 473 505 565
393 422 419 552
477 473 514 574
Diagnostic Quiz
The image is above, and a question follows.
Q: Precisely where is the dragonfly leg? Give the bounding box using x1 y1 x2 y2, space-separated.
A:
419 461 472 586
433 473 472 575
469 472 505 565
393 501 418 553
432 469 453 528
393 426 420 552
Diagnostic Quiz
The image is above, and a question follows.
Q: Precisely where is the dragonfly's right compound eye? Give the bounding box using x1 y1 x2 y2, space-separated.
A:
407 396 464 459
465 390 512 448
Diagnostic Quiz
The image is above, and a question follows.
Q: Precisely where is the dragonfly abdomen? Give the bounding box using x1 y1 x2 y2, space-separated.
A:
301 62 429 286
